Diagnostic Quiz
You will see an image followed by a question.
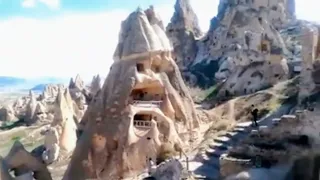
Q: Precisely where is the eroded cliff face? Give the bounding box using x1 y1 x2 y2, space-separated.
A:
298 23 320 103
63 6 199 180
166 0 202 77
174 0 296 89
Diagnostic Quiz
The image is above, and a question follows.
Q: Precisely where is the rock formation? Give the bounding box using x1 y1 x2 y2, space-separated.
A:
42 84 65 100
69 74 84 91
298 24 320 103
166 0 202 77
24 90 38 125
173 0 295 88
42 89 78 164
89 74 101 97
63 6 199 180
0 105 16 122
151 158 184 180
3 141 52 180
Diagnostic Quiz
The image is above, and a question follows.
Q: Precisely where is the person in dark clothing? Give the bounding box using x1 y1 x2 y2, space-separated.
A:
251 105 259 127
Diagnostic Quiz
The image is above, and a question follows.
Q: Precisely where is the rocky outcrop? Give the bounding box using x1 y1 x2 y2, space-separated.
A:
89 75 101 97
63 6 199 180
176 0 295 88
24 91 38 125
298 24 320 103
0 105 16 122
42 84 65 100
152 158 183 180
69 74 84 91
42 90 78 164
4 141 52 180
166 0 202 76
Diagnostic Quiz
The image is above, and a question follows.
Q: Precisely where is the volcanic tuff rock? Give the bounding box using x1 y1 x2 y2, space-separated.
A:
3 141 52 180
0 105 16 122
298 24 320 102
89 74 101 97
63 6 199 180
166 0 202 74
172 0 296 89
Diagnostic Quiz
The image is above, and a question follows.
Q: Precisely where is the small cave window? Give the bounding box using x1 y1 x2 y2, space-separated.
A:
261 43 268 52
248 81 251 85
133 114 153 128
258 17 262 24
272 6 277 11
168 29 174 33
154 66 160 73
136 63 144 72
244 88 247 94
274 74 280 78
225 90 230 97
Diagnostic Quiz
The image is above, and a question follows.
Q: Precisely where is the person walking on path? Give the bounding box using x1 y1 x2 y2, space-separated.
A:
251 105 259 127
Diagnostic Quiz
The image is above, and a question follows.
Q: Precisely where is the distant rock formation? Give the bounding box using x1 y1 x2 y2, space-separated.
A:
0 105 16 122
69 74 85 91
89 74 101 97
42 89 78 164
168 0 296 89
63 6 199 180
166 0 202 73
298 24 320 103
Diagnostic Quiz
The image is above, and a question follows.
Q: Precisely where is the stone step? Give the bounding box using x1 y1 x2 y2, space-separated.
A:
202 157 220 169
272 118 281 125
206 149 225 158
213 136 231 144
281 114 297 123
258 125 270 134
193 165 220 180
232 127 247 133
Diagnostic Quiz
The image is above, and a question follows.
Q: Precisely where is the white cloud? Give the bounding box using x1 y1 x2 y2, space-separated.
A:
22 0 36 8
0 0 217 81
21 0 60 9
0 10 129 80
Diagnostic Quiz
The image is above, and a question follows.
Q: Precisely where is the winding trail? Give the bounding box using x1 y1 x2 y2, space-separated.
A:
181 103 295 179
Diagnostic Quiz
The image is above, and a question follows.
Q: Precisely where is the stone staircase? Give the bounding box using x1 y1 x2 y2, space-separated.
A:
182 104 296 180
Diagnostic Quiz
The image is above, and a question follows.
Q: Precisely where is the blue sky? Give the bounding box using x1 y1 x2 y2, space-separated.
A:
0 0 318 81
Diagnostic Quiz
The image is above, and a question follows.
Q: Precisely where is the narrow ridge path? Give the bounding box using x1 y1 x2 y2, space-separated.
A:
182 103 295 180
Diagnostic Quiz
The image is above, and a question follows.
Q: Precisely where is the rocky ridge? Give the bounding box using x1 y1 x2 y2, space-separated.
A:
168 0 298 91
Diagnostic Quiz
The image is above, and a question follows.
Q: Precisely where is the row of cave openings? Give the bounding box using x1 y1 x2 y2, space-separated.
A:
130 87 164 129
131 60 165 128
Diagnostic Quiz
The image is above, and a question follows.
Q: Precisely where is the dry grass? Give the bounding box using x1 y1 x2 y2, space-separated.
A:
156 142 177 165
194 78 299 156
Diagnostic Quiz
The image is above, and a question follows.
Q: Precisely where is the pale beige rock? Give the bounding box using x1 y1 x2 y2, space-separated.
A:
0 105 16 122
42 127 60 164
298 24 320 103
63 6 199 180
188 0 293 87
42 84 65 100
69 74 84 91
24 91 37 125
42 89 78 164
113 7 172 61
